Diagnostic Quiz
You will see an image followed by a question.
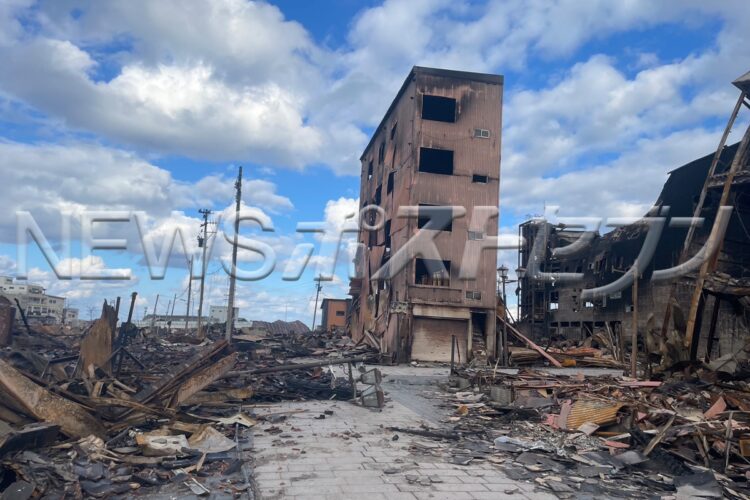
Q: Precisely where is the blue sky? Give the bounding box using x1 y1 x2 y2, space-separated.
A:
0 0 748 323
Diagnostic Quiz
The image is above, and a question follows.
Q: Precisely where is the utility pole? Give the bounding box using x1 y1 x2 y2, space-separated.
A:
196 208 213 339
631 266 639 378
151 294 160 330
164 298 172 332
168 293 176 333
311 277 323 331
185 257 193 331
226 166 243 340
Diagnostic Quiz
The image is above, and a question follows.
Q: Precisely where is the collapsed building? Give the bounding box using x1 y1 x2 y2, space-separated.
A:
349 66 503 363
517 71 750 367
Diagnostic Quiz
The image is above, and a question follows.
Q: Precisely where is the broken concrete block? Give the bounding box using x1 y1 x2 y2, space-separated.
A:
135 431 189 457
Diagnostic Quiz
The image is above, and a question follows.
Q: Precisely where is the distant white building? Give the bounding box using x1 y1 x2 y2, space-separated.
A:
63 307 79 326
139 314 206 329
209 305 240 324
136 313 249 330
0 276 65 324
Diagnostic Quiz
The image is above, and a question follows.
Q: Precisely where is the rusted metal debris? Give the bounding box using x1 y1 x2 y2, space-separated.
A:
562 399 624 430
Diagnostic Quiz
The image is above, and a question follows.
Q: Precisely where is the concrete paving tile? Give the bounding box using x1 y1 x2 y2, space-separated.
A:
341 474 390 485
286 463 316 472
484 481 534 491
337 494 388 500
427 468 472 476
397 483 430 492
458 474 486 483
432 482 489 492
315 463 365 472
289 476 343 487
413 492 475 500
471 492 528 500
337 469 384 479
283 484 344 496
251 382 541 500
341 482 401 494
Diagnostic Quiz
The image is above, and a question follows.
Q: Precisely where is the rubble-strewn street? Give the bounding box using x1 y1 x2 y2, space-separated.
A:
4 311 750 498
251 380 551 500
0 310 381 498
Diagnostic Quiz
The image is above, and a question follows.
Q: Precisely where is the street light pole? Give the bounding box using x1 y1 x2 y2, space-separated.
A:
498 265 509 366
515 267 526 320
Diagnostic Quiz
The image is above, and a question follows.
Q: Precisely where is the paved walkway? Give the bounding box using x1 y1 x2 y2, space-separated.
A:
250 367 557 500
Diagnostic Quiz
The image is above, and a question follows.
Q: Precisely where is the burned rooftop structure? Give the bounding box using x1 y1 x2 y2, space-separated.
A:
349 66 503 363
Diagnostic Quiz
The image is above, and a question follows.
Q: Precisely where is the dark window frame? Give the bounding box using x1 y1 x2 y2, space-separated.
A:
419 147 454 175
415 258 451 287
417 204 452 232
422 95 456 123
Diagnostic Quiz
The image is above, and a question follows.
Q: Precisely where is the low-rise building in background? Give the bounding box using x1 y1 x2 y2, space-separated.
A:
0 276 66 324
320 298 350 332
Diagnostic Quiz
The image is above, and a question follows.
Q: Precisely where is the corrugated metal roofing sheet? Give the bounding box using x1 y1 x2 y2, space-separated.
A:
565 399 624 430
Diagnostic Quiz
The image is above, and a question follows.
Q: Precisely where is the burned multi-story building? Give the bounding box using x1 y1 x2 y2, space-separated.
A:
517 71 750 365
349 66 503 363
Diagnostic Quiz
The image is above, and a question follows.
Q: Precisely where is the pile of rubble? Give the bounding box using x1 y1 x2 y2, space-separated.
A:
498 317 625 369
393 363 750 498
0 300 378 498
